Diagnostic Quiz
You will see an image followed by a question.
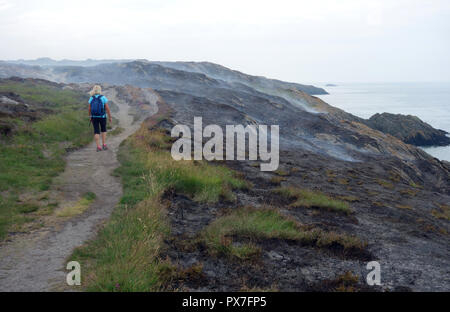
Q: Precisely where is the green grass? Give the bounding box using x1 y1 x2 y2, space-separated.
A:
71 124 247 291
274 187 352 215
17 202 40 214
119 128 247 203
201 207 300 259
201 206 366 260
71 195 171 291
0 82 85 110
0 80 92 239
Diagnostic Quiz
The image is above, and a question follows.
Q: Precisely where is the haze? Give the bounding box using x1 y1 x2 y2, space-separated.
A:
1 0 449 83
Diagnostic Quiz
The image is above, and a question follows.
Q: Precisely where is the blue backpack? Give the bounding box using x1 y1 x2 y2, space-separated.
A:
90 95 105 118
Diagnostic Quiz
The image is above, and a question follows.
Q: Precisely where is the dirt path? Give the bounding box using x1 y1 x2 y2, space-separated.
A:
0 87 157 291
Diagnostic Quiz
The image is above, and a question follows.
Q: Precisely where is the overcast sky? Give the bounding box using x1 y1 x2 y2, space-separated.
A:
0 0 449 83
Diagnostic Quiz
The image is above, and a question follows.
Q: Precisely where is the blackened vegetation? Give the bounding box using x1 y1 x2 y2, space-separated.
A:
158 140 450 291
160 157 374 291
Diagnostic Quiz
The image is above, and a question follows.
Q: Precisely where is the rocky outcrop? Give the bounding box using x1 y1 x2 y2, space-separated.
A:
365 113 450 147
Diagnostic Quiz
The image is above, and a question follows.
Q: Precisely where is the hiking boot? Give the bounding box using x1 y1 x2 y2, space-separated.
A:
97 146 102 152
102 144 108 151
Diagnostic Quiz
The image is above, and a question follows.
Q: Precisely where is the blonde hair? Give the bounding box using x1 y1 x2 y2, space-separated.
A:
89 85 102 96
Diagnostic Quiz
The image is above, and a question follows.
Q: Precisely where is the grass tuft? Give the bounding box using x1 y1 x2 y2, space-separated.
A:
201 206 366 260
201 207 300 259
56 192 96 217
129 127 247 203
274 187 352 215
18 202 40 214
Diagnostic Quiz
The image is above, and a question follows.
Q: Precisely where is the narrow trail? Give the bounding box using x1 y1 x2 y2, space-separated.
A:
0 87 156 291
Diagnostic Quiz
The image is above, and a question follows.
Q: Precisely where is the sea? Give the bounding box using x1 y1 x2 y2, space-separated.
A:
314 82 450 162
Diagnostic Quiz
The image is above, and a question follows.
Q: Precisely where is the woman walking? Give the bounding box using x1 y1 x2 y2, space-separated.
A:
88 85 112 152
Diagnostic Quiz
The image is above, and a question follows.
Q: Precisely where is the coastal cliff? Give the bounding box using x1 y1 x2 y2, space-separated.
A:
0 61 449 291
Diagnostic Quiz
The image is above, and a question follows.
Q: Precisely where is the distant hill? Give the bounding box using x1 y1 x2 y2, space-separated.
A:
4 57 133 67
1 59 327 95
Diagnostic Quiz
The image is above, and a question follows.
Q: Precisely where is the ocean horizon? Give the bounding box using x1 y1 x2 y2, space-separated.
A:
315 82 450 162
